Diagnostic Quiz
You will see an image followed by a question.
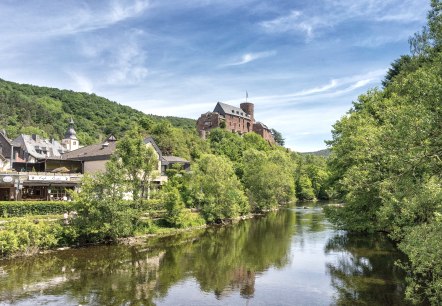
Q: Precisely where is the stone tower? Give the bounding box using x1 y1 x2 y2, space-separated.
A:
240 102 254 123
62 118 79 151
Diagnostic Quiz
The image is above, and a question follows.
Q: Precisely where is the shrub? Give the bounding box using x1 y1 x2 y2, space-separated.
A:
0 201 73 217
0 219 64 258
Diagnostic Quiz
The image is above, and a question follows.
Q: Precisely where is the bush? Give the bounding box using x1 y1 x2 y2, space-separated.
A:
0 219 64 258
398 220 442 305
0 201 73 217
71 174 137 243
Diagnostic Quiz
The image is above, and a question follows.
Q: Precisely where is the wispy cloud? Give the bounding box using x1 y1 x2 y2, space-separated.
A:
259 0 427 41
68 72 94 93
225 51 276 66
106 34 149 85
260 11 328 40
53 0 150 35
0 0 150 49
224 69 385 107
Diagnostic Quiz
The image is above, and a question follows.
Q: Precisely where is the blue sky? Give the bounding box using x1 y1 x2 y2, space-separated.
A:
0 0 430 151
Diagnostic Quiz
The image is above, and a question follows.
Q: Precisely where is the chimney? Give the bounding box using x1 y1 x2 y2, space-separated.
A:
1 129 6 137
32 134 39 141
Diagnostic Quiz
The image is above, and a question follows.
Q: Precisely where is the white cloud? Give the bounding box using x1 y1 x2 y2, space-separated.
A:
106 37 149 85
260 11 328 40
68 72 94 93
0 0 150 51
259 0 428 41
222 69 385 107
225 51 276 66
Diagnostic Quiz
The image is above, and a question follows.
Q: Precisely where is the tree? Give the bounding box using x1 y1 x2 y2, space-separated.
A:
163 185 187 228
270 128 285 146
111 126 159 203
71 163 136 242
243 149 295 211
189 154 249 222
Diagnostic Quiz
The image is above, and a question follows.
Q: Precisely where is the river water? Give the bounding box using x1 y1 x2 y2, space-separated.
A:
0 203 409 306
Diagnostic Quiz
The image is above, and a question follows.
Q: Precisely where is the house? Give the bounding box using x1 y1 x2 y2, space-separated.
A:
196 101 275 144
0 153 9 171
62 135 190 184
12 134 67 163
0 120 83 201
0 130 15 169
61 135 118 174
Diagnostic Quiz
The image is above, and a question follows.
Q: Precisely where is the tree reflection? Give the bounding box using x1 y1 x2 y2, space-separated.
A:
325 232 410 306
0 210 296 305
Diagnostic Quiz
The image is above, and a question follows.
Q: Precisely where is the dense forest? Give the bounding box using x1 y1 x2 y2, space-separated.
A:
326 0 442 304
0 78 195 145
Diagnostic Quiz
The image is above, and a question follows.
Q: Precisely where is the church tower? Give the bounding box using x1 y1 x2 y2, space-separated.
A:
62 118 79 151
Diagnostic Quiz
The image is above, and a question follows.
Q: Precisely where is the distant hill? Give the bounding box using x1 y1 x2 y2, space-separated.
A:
0 78 196 144
301 149 331 157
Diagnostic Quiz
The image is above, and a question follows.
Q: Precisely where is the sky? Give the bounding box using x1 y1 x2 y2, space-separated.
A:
0 0 430 152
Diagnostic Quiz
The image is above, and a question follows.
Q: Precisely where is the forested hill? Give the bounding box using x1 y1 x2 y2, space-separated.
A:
301 149 330 157
0 78 195 145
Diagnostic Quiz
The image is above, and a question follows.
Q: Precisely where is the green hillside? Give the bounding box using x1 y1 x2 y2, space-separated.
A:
0 78 195 145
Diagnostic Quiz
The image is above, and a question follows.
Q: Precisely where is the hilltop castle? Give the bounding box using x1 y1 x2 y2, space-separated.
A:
196 101 275 143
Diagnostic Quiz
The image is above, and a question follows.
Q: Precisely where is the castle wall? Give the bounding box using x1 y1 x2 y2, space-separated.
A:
253 124 275 144
224 114 252 134
196 112 222 134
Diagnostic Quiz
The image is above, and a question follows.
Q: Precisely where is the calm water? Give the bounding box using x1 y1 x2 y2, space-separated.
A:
0 203 409 306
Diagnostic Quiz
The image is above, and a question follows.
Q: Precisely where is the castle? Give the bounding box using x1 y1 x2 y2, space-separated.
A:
196 101 275 144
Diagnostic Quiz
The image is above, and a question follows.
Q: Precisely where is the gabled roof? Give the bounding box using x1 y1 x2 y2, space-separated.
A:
214 102 251 119
254 121 271 130
62 140 117 161
144 137 162 158
13 134 67 159
161 156 190 164
62 136 163 162
0 130 11 145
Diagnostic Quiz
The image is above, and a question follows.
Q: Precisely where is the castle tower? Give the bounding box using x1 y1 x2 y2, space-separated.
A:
62 118 79 151
240 102 254 123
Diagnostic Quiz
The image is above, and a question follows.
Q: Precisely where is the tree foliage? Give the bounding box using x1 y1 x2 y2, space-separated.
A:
111 126 159 203
326 2 442 303
188 154 249 222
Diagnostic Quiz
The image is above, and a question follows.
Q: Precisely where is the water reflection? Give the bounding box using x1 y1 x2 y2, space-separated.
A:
325 232 409 305
0 204 409 305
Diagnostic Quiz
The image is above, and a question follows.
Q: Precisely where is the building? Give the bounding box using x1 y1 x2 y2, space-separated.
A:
0 120 84 201
196 101 275 144
0 119 81 168
61 118 80 151
62 135 190 184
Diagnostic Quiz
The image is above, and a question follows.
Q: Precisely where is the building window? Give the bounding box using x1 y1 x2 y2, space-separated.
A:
73 141 76 145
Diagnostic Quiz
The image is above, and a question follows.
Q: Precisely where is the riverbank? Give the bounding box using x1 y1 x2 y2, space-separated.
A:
0 203 409 306
0 201 268 260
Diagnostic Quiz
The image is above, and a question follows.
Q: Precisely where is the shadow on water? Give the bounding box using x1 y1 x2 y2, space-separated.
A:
325 232 409 306
0 203 409 305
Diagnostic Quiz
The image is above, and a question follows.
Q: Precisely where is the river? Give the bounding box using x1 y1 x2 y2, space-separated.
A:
0 203 409 306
